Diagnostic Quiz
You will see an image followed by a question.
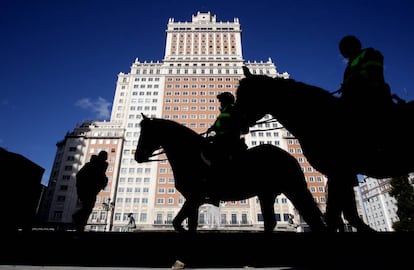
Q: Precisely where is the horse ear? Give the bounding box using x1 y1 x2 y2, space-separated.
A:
141 113 148 120
242 66 252 77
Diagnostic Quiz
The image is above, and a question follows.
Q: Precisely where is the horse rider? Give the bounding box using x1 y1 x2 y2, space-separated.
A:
205 92 249 167
334 35 395 150
336 35 392 109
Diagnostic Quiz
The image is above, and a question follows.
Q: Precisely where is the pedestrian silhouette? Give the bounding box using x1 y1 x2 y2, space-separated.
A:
126 213 136 232
72 150 108 233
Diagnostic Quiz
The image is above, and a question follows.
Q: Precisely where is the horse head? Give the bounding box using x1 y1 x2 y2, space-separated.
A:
135 114 205 165
134 113 162 163
236 66 285 126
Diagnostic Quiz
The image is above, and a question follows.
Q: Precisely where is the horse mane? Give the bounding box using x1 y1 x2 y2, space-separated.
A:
239 75 335 99
287 78 337 99
141 117 202 143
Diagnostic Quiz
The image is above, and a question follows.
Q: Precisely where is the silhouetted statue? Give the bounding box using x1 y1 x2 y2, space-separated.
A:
236 66 414 232
204 92 249 168
135 115 327 233
0 147 44 234
72 150 108 233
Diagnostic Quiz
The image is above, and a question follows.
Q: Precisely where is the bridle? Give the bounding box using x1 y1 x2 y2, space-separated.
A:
139 147 167 162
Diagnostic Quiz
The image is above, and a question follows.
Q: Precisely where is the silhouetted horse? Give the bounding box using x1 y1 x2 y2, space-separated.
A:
134 115 326 233
235 67 414 232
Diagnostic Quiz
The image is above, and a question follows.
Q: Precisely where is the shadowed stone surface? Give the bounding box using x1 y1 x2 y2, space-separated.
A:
1 230 412 269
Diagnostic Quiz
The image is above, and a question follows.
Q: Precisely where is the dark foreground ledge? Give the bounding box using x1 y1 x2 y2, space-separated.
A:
1 230 412 269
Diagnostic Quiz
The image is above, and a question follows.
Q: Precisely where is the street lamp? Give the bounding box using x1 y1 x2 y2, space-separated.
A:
102 197 115 232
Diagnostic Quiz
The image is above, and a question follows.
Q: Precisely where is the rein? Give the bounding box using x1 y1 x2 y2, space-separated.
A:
250 127 284 133
254 117 278 125
141 117 281 162
143 148 167 162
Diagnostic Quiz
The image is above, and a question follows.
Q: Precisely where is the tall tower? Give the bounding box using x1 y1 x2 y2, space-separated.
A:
108 11 324 231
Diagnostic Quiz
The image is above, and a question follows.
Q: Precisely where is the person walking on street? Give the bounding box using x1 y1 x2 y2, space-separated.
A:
126 213 136 232
72 150 109 233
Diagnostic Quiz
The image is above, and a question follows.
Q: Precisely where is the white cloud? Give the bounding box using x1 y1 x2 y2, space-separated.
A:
75 97 111 120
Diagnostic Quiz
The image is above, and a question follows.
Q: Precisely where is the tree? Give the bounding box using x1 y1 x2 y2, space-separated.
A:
389 174 414 231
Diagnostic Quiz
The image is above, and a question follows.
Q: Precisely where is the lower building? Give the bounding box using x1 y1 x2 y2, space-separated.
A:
359 177 399 231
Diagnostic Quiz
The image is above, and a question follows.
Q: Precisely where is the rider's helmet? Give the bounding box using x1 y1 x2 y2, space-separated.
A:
98 150 108 160
217 92 235 105
339 35 362 59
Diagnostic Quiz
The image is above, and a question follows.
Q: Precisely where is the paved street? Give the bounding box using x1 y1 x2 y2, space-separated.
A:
0 267 297 270
1 230 412 270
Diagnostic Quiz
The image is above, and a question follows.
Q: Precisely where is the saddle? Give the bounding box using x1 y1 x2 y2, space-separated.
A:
201 137 247 167
199 140 247 207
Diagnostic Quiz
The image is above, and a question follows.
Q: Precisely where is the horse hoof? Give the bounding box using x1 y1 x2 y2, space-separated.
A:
356 225 376 233
173 220 185 233
174 226 186 233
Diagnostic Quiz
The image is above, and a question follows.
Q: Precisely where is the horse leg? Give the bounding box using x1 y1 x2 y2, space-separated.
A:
284 186 326 232
186 201 201 233
326 175 374 232
325 177 347 232
258 193 277 233
341 179 375 232
173 201 191 232
172 199 201 233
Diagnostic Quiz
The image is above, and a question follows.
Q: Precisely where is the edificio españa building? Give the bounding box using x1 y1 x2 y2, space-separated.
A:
43 12 333 232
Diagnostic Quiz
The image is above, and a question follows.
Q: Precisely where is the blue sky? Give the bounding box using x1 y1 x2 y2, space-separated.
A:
1 0 413 185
